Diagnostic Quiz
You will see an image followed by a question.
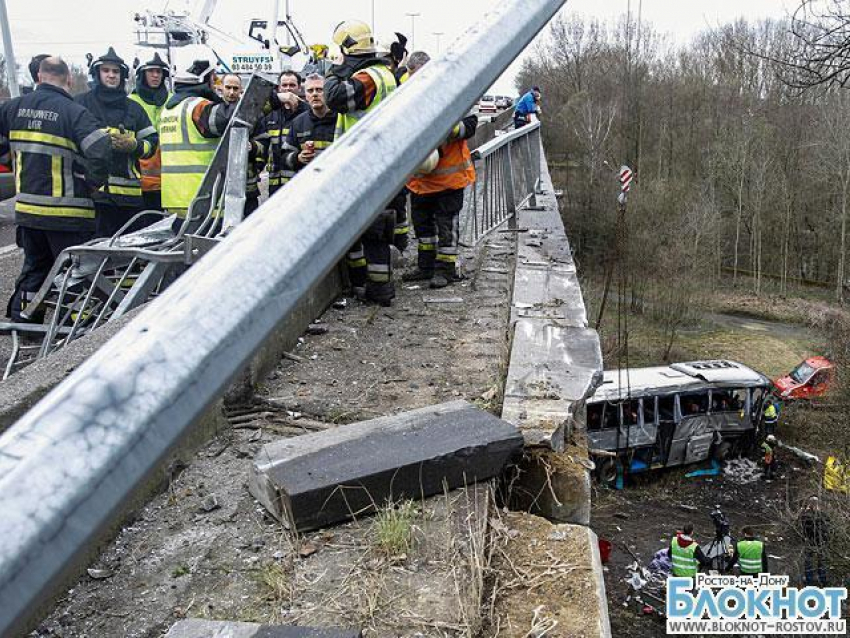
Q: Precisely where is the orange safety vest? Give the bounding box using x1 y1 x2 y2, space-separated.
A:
407 138 475 195
139 148 163 192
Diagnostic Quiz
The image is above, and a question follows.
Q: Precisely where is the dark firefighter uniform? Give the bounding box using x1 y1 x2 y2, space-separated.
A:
129 52 171 212
325 20 398 306
0 82 111 321
76 47 159 238
159 62 237 221
281 107 336 173
245 121 267 217
263 99 308 195
407 114 477 288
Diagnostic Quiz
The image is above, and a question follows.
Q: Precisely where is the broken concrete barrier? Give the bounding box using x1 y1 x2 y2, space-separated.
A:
165 619 362 638
249 400 522 531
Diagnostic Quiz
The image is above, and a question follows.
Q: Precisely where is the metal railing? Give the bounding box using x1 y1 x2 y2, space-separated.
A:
0 0 565 634
461 121 543 246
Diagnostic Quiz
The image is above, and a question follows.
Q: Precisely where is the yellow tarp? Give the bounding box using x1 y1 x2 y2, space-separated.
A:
824 456 850 493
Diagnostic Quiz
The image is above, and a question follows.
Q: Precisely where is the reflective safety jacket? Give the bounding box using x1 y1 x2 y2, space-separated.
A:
325 58 397 140
761 441 775 465
407 114 478 195
670 537 698 577
159 88 235 216
75 88 158 209
735 539 765 574
282 108 337 173
0 83 111 232
763 403 778 424
129 91 169 193
262 100 307 191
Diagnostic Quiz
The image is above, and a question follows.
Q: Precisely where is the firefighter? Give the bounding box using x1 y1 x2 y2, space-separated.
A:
129 52 171 212
763 398 779 436
159 56 238 224
76 47 159 238
0 57 111 322
325 19 399 306
762 434 777 480
264 70 308 196
665 523 709 578
219 73 266 218
728 526 769 575
281 73 336 175
402 51 477 288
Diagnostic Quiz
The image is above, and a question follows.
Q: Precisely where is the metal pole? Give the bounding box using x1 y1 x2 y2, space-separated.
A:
433 31 444 54
504 141 517 229
371 0 376 36
405 12 421 51
0 1 566 633
0 0 20 97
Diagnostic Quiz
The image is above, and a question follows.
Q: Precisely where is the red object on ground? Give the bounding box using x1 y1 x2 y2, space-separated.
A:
598 538 612 563
773 356 834 400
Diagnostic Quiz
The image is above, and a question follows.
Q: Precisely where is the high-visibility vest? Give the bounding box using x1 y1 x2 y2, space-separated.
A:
407 138 476 194
130 92 167 192
670 538 698 577
737 539 764 574
764 404 778 424
334 64 397 140
762 442 774 465
160 97 218 215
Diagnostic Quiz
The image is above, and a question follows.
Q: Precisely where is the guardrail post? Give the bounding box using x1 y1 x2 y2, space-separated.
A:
504 142 518 229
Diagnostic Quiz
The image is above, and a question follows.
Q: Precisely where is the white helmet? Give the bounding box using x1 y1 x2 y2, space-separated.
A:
414 149 440 176
172 45 216 85
766 434 776 443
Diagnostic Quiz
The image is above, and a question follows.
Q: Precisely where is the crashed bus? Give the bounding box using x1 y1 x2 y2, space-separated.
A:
586 360 772 484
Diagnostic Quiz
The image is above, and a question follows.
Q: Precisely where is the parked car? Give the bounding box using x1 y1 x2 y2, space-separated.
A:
0 159 14 201
773 356 834 400
495 95 509 109
478 94 497 114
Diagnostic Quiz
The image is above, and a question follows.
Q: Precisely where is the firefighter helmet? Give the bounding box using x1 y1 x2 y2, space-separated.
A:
332 20 384 55
89 46 130 84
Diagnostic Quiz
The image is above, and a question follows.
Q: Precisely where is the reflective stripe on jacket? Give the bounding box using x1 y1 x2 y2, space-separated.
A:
160 97 218 215
736 540 765 574
333 64 396 140
670 538 698 577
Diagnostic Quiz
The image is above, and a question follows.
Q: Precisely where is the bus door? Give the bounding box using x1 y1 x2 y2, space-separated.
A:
668 392 713 466
654 395 676 465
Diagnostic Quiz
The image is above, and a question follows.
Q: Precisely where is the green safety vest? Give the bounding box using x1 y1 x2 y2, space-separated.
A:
764 404 778 422
670 538 698 577
160 97 218 215
737 539 764 574
333 64 397 140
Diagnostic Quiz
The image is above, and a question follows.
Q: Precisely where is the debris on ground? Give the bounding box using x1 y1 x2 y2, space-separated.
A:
722 458 762 484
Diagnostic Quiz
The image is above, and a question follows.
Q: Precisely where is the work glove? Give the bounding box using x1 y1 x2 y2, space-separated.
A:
110 130 137 154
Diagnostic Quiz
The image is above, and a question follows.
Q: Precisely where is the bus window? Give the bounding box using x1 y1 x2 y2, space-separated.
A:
711 389 746 413
658 396 675 421
643 397 656 425
587 404 603 431
602 402 619 429
680 392 708 415
622 399 640 427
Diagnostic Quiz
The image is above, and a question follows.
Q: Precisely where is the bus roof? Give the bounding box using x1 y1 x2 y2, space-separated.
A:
590 360 771 403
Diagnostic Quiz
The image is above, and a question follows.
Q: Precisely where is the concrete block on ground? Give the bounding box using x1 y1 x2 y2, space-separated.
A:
249 400 522 531
166 619 362 638
489 512 611 637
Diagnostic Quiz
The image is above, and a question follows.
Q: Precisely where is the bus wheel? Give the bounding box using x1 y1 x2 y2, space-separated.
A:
597 457 618 485
713 441 732 463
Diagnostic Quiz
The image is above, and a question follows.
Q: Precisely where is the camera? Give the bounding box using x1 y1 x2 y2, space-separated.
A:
710 506 730 540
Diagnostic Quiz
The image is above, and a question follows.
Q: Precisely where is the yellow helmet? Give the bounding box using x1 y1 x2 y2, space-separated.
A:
332 20 382 55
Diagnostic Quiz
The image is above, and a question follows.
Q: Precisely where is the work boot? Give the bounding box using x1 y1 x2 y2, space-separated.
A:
364 282 395 307
430 267 465 289
401 268 433 282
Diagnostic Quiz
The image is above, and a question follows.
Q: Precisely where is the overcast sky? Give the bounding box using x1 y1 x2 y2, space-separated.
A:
3 0 795 94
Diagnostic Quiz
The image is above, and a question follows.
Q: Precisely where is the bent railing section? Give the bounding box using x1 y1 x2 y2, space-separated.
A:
0 0 566 634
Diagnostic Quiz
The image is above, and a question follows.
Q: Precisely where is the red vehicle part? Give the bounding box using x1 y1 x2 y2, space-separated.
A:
773 356 834 400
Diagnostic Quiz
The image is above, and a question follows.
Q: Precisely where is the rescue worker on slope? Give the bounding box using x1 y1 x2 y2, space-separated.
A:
324 20 399 306
403 51 477 288
264 70 308 196
0 57 111 322
129 52 171 212
220 73 266 217
727 526 769 575
762 434 778 480
76 47 159 237
159 57 238 225
665 523 709 578
763 397 779 436
281 73 336 175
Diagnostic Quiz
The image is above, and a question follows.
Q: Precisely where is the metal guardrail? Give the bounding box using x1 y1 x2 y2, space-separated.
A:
461 120 543 245
0 0 565 633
